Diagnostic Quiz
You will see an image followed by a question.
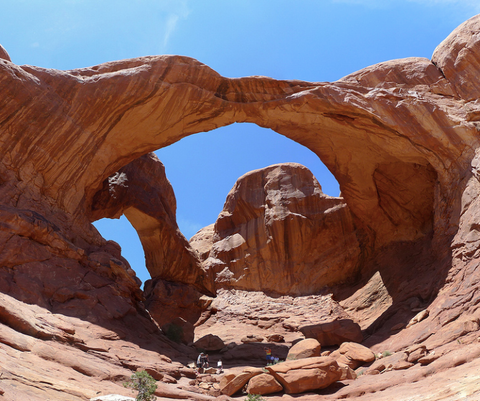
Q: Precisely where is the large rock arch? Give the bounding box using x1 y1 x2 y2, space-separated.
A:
1 15 479 303
2 17 478 252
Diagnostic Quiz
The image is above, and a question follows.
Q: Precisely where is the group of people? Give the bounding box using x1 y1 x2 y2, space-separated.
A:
197 352 223 373
264 347 279 364
195 347 275 374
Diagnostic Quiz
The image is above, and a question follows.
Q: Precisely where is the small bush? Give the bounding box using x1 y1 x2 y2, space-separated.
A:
382 351 392 358
124 370 157 401
164 323 183 343
245 394 266 401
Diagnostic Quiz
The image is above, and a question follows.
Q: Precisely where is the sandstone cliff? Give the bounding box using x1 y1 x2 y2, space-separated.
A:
0 13 480 401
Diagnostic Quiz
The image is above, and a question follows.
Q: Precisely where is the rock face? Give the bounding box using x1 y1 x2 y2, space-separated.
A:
191 163 361 295
300 319 363 347
194 289 358 347
1 14 480 401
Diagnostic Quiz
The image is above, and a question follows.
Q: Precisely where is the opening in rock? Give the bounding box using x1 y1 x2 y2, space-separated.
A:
156 123 340 240
93 215 148 285
93 123 340 287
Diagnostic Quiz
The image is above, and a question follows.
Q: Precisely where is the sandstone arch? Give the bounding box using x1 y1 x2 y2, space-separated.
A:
2 16 479 293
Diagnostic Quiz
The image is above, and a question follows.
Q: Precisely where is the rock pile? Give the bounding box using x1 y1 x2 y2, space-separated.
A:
218 338 378 396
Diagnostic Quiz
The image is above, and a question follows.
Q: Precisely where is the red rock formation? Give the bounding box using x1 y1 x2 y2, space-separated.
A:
0 13 480 401
89 152 213 329
89 152 210 292
192 163 361 295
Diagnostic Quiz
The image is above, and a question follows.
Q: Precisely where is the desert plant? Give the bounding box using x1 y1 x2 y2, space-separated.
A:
164 323 183 343
382 350 392 358
124 370 157 401
245 394 266 401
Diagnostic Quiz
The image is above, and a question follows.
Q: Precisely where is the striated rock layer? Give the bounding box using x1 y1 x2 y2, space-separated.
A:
0 14 480 400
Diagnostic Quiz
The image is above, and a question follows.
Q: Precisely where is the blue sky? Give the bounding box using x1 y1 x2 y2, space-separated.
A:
2 0 479 285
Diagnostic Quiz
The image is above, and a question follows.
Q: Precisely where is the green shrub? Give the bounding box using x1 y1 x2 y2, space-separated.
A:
245 394 266 401
124 370 157 401
164 323 183 343
382 350 392 358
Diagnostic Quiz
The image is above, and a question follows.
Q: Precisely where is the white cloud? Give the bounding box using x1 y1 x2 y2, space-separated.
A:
163 14 180 47
160 0 191 49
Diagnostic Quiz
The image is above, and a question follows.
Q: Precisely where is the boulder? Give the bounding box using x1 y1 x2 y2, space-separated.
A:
333 342 375 370
194 334 225 352
246 373 283 395
338 365 357 381
219 372 237 389
393 360 415 370
241 335 264 343
367 352 406 374
266 357 343 394
266 334 285 343
287 338 321 360
300 319 363 346
220 367 264 396
405 344 428 363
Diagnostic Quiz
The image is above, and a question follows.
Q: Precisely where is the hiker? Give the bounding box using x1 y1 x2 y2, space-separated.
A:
197 352 205 369
264 347 274 363
217 360 223 374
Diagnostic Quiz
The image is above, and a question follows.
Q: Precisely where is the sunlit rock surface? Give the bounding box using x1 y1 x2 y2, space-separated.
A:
193 163 361 295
